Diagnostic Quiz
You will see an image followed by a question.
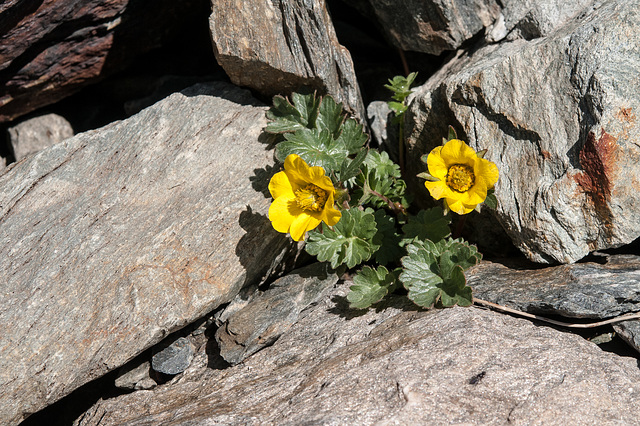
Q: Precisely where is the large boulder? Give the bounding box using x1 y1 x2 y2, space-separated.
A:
76 280 640 425
0 0 206 123
341 0 596 55
209 0 365 121
406 0 640 263
0 82 295 425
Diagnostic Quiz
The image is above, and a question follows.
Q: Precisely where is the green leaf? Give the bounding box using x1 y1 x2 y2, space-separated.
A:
316 96 344 138
388 101 407 116
339 148 368 183
291 92 320 128
439 265 473 307
364 150 401 179
347 265 398 309
265 95 308 134
447 125 458 141
484 189 498 209
336 118 368 155
306 208 379 269
402 207 451 243
276 128 349 173
372 209 404 265
384 72 418 102
399 238 478 309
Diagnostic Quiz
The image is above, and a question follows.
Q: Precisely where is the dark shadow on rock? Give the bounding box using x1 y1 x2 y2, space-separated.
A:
236 206 298 290
250 164 279 199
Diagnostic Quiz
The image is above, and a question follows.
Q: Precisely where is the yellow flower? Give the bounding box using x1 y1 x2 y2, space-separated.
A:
423 139 499 215
268 154 342 241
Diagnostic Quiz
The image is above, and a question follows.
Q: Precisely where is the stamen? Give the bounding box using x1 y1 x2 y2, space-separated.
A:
446 164 475 192
295 184 328 211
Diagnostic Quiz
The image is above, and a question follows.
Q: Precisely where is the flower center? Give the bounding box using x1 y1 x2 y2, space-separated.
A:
295 184 328 212
446 164 475 192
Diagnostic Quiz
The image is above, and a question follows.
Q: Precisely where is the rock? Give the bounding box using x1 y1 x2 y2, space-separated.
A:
215 262 339 365
151 337 195 376
7 113 73 161
342 0 595 54
209 0 365 121
468 254 640 319
406 0 640 263
0 82 297 425
614 320 640 354
114 362 156 391
0 0 207 122
76 281 640 425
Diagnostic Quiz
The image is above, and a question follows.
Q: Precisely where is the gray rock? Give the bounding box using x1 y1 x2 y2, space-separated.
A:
215 262 339 365
7 113 73 160
0 82 297 425
469 254 640 318
209 0 365 121
114 361 156 391
406 0 640 263
151 337 195 376
343 0 595 54
76 281 640 425
613 320 640 355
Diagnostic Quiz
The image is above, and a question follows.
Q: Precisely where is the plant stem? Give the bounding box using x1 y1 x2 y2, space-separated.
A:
473 297 640 328
369 188 406 217
398 117 405 175
452 215 467 239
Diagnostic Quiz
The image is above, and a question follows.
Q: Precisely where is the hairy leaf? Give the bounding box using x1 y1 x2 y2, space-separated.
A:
402 207 451 243
316 96 344 138
265 95 308 134
337 118 368 154
347 265 399 309
306 208 379 269
484 189 498 209
372 209 404 265
275 128 349 173
364 150 401 179
339 148 368 183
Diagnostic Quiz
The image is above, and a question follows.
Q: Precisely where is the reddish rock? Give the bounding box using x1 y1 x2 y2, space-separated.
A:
0 0 205 123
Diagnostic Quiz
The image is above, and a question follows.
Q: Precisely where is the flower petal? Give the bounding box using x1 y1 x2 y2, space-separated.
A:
283 154 309 190
268 171 295 199
321 193 342 226
427 146 448 180
476 158 499 189
441 139 477 166
268 196 298 233
445 197 476 215
425 180 454 201
289 211 322 241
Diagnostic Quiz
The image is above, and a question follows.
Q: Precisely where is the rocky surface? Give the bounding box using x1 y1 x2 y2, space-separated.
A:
215 262 339 365
469 254 640 319
342 0 596 54
209 0 365 120
7 113 73 160
0 82 297 425
406 0 640 263
76 280 640 425
151 337 195 376
0 0 207 122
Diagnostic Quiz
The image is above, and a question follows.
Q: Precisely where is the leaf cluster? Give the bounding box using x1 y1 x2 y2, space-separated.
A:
384 72 417 117
399 239 481 308
265 92 368 177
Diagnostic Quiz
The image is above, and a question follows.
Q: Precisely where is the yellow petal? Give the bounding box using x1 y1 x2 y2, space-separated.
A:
321 193 342 226
445 198 476 215
427 146 448 180
476 158 499 189
289 211 322 241
462 180 488 205
268 196 298 233
283 154 309 190
441 139 477 166
268 171 295 199
424 180 454 201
